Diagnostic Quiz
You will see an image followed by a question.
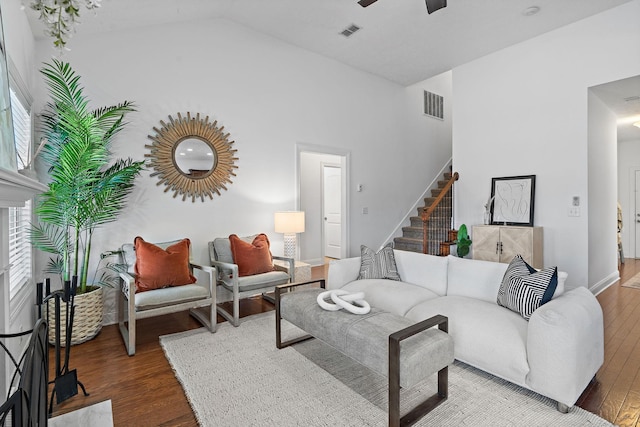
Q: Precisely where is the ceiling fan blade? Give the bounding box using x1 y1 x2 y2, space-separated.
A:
425 0 447 14
358 0 378 7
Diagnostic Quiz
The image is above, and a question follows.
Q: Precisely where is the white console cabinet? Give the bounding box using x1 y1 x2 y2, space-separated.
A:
472 225 543 269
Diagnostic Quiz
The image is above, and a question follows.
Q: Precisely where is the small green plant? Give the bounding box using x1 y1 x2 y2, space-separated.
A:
455 224 472 258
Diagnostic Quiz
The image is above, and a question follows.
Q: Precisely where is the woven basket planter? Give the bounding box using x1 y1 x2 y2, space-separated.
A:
46 286 103 346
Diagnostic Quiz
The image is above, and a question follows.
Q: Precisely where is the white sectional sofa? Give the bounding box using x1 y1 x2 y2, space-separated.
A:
326 250 604 412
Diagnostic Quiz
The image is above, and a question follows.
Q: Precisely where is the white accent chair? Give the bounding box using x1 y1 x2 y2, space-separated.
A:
117 239 216 356
208 236 293 326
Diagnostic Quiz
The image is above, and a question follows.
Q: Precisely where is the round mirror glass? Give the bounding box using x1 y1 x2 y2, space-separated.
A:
173 137 215 178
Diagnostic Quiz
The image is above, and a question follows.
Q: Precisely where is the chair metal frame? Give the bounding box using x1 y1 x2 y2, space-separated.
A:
117 242 217 356
208 240 293 326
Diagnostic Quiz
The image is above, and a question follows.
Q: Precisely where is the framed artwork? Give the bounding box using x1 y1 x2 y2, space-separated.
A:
490 175 536 226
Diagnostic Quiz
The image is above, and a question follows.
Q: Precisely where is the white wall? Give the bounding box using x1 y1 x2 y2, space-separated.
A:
32 18 450 322
1 0 36 90
452 0 640 290
617 138 640 257
380 71 453 244
588 92 619 293
402 71 453 183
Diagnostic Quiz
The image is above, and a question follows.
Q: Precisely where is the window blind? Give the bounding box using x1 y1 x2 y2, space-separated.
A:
8 87 33 299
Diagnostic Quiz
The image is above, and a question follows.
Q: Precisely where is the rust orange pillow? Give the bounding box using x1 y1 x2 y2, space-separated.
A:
229 234 274 277
134 237 196 293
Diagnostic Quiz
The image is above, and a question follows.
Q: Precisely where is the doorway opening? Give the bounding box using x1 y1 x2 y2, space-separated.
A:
297 144 350 266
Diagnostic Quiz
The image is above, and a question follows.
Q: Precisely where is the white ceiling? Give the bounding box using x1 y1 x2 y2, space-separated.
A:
24 0 640 140
26 0 634 86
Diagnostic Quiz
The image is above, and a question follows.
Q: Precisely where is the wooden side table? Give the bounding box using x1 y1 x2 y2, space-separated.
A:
273 259 312 282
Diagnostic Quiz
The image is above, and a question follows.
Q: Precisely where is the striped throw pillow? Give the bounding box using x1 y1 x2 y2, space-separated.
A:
497 255 558 320
357 243 401 281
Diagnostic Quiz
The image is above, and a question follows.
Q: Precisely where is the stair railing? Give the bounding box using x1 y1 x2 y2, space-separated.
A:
421 172 459 255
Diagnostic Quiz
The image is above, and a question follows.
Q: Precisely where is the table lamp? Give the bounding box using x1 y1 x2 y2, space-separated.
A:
274 211 305 259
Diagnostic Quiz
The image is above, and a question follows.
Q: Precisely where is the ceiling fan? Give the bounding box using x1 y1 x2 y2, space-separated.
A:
358 0 447 14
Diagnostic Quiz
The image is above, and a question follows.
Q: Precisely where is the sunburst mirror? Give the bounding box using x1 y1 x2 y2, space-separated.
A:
146 112 238 202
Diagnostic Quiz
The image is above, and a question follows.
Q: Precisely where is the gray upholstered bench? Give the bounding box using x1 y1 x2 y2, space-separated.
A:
275 282 454 427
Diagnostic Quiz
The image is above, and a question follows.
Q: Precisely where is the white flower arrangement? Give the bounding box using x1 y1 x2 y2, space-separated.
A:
484 195 495 213
28 0 102 49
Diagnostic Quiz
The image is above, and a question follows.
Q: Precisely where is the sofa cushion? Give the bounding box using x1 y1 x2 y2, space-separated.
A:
327 257 361 290
405 295 530 385
553 271 567 299
446 255 508 303
133 237 196 293
393 250 449 296
357 244 401 281
341 279 439 317
497 255 558 320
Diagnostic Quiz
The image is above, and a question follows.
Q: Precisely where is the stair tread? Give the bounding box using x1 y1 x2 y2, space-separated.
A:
394 237 422 243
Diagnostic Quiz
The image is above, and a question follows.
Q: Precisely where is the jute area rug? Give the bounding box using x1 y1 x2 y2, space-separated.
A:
622 270 640 289
160 313 611 427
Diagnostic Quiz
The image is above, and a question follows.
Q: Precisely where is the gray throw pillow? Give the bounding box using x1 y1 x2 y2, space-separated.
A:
357 243 401 281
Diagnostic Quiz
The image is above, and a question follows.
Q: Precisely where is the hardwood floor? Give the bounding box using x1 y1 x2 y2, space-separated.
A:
577 258 640 426
49 261 640 426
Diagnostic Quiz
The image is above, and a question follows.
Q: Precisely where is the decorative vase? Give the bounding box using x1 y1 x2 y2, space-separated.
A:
483 211 491 225
46 286 103 346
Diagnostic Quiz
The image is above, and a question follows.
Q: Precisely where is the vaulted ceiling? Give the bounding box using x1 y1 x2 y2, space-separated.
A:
25 0 633 85
25 0 639 140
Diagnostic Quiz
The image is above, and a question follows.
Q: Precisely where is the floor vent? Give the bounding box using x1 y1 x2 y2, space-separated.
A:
424 90 444 120
340 24 361 38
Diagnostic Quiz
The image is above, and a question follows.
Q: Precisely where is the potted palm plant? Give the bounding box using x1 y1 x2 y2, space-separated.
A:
30 59 144 345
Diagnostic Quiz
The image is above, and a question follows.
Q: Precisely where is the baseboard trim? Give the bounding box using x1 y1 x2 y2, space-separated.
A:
590 271 620 296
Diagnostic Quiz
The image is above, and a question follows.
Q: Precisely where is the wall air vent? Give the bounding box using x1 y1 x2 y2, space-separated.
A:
340 24 361 38
624 95 640 102
424 90 444 120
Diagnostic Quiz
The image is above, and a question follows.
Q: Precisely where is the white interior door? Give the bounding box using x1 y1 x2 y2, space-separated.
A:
323 165 342 259
635 170 640 258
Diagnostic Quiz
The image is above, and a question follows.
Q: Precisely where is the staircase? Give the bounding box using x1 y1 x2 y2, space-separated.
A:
394 170 459 255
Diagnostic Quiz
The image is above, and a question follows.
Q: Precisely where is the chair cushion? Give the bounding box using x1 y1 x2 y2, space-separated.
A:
229 234 274 277
134 237 196 293
134 284 209 311
220 270 290 292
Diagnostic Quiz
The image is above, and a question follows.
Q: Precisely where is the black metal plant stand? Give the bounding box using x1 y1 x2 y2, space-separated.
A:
37 277 89 415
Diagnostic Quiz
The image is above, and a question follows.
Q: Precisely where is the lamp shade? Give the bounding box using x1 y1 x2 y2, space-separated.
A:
274 211 305 234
